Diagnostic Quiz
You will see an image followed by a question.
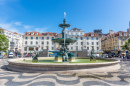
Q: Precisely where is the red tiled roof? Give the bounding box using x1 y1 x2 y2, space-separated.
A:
70 28 83 31
23 31 58 36
41 32 57 36
23 31 42 36
84 33 100 37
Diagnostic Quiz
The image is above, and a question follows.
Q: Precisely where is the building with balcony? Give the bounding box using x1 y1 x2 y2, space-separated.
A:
1 29 22 54
22 31 58 56
101 30 129 54
67 28 102 56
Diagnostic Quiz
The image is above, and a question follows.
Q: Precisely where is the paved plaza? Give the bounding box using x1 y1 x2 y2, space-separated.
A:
0 58 130 86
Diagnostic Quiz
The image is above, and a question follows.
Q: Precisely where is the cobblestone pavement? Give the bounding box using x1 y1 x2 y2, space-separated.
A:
0 58 130 86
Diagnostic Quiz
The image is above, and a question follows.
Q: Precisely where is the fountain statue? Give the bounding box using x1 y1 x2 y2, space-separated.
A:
90 50 96 61
32 51 38 62
52 14 77 62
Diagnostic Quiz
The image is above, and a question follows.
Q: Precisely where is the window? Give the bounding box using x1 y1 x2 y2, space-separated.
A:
27 33 30 35
96 42 98 45
31 37 33 40
96 37 98 40
71 32 73 36
25 37 28 39
91 33 94 36
47 41 49 45
25 41 27 44
81 47 83 50
42 37 44 40
52 47 53 50
124 33 126 36
52 37 54 39
86 37 89 40
46 46 49 50
76 46 78 51
76 37 78 39
92 46 94 50
119 33 122 36
36 37 38 40
30 41 33 45
92 42 94 45
80 37 83 40
81 42 83 45
47 37 49 40
76 33 78 36
76 42 78 45
80 33 82 36
87 47 89 50
97 47 99 50
71 47 73 50
91 37 94 40
36 41 38 44
24 47 27 51
31 32 33 35
42 41 44 44
87 42 89 45
120 37 122 40
35 33 38 35
121 42 123 45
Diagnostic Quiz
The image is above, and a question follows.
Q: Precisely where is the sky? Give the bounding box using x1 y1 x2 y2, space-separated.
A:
0 0 130 35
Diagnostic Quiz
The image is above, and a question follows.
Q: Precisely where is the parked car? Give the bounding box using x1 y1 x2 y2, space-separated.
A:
114 55 118 57
8 53 14 58
108 55 112 58
0 55 3 59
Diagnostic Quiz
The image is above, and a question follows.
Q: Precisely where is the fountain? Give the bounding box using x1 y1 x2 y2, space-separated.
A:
52 18 76 62
7 14 120 73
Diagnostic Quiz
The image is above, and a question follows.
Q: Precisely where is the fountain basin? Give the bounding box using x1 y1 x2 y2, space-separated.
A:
7 57 120 73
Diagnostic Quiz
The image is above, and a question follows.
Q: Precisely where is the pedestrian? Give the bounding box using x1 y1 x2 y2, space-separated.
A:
121 55 123 61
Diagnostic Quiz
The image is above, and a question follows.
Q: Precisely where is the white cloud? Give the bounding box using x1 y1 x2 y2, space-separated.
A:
0 21 49 35
14 22 22 26
0 22 24 35
23 25 33 29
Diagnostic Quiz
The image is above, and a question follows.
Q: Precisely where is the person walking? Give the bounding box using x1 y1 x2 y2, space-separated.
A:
121 55 123 61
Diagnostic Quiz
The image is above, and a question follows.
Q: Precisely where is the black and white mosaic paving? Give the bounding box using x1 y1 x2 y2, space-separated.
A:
0 58 130 86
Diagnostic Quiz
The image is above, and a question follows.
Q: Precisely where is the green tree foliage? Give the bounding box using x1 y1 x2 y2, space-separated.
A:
0 28 9 52
122 38 130 51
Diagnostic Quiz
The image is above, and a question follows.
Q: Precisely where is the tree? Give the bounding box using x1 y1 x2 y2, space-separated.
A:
122 38 130 51
0 28 9 52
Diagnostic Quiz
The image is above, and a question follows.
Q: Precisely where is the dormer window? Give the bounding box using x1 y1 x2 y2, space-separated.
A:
27 33 30 35
35 33 38 35
124 33 126 36
91 33 94 36
31 32 34 35
119 33 122 36
87 34 89 36
47 33 49 35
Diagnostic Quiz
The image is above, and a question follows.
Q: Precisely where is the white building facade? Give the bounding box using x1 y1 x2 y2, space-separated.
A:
22 31 58 55
1 29 22 54
67 28 102 56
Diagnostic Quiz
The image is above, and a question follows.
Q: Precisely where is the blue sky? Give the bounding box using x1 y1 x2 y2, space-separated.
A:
0 0 130 35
